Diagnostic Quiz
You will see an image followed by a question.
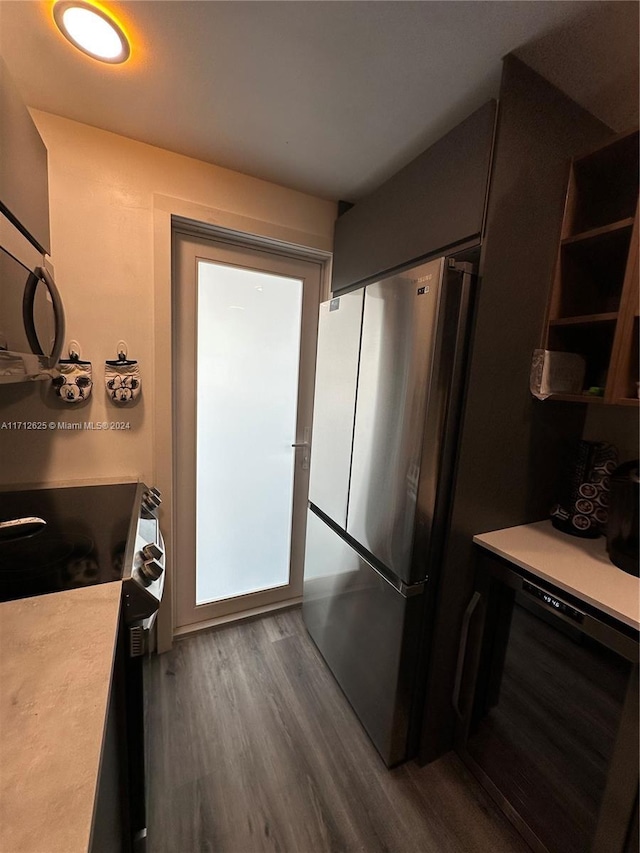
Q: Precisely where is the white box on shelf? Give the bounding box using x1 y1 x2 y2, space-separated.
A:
530 349 586 400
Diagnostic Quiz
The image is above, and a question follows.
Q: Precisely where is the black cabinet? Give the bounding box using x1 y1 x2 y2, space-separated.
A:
332 100 496 292
420 55 612 762
0 58 50 253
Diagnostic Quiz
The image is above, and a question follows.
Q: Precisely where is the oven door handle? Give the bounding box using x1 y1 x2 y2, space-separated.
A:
452 591 482 720
0 516 46 542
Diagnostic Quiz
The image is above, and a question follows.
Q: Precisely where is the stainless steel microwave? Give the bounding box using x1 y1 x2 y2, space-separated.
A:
0 58 65 384
0 213 65 384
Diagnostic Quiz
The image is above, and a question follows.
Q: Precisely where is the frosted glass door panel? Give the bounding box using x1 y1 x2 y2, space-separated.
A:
196 261 302 604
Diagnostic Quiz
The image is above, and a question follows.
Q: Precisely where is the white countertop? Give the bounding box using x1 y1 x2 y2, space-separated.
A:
0 583 122 853
473 521 639 630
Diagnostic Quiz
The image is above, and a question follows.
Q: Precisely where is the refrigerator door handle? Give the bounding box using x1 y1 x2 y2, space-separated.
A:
424 260 476 551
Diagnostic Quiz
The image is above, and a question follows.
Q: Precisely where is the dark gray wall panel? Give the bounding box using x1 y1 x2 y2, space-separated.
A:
332 101 496 292
419 56 612 763
0 58 50 254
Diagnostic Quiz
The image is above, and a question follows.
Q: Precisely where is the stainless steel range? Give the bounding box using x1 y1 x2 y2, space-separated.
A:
0 480 165 852
0 481 164 612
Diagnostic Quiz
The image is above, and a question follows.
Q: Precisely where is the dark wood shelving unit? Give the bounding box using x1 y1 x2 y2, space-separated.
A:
543 128 639 405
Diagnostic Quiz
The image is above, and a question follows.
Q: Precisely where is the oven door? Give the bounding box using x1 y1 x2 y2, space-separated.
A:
454 551 639 853
91 494 165 853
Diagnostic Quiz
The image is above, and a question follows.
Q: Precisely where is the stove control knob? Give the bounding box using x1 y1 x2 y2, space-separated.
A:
141 542 163 562
139 558 164 583
147 488 162 506
142 488 162 515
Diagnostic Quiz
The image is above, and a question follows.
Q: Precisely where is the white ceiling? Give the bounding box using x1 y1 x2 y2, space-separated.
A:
0 1 638 202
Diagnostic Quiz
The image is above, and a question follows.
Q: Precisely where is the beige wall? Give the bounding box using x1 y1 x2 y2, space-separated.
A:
0 111 336 488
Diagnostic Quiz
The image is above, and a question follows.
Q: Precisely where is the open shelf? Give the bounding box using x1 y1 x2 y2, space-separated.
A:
568 130 639 234
549 313 618 327
555 225 632 317
548 393 607 404
616 315 639 402
541 128 638 406
548 321 616 394
562 217 635 246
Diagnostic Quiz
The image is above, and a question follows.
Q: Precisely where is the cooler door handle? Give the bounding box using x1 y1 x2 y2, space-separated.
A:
452 591 482 720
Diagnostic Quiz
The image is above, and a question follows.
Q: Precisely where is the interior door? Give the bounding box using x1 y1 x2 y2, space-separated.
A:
173 231 322 630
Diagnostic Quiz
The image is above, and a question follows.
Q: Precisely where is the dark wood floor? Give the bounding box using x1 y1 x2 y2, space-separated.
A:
146 607 531 853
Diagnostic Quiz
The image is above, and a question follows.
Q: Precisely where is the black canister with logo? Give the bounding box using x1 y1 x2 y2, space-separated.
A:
551 441 618 538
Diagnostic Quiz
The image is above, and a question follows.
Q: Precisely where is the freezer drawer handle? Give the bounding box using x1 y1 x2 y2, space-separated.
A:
452 591 482 720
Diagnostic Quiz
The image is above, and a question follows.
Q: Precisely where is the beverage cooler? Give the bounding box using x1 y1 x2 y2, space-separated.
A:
454 550 639 853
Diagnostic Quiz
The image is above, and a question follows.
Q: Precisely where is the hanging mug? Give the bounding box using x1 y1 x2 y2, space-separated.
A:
105 355 141 404
53 356 93 403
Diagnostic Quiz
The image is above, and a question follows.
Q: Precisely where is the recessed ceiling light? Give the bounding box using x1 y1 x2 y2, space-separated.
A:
53 1 130 64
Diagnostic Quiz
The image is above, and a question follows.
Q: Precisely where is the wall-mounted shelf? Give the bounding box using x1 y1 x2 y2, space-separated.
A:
549 313 619 327
543 128 639 406
547 393 608 405
561 217 635 246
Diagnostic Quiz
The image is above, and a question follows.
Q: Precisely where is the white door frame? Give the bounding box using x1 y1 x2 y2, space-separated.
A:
173 229 324 632
152 197 331 651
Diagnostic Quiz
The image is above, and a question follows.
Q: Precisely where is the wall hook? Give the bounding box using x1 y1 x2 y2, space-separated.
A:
106 342 137 367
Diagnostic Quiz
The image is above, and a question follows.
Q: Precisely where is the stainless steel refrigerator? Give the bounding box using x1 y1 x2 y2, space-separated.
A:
302 255 475 766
